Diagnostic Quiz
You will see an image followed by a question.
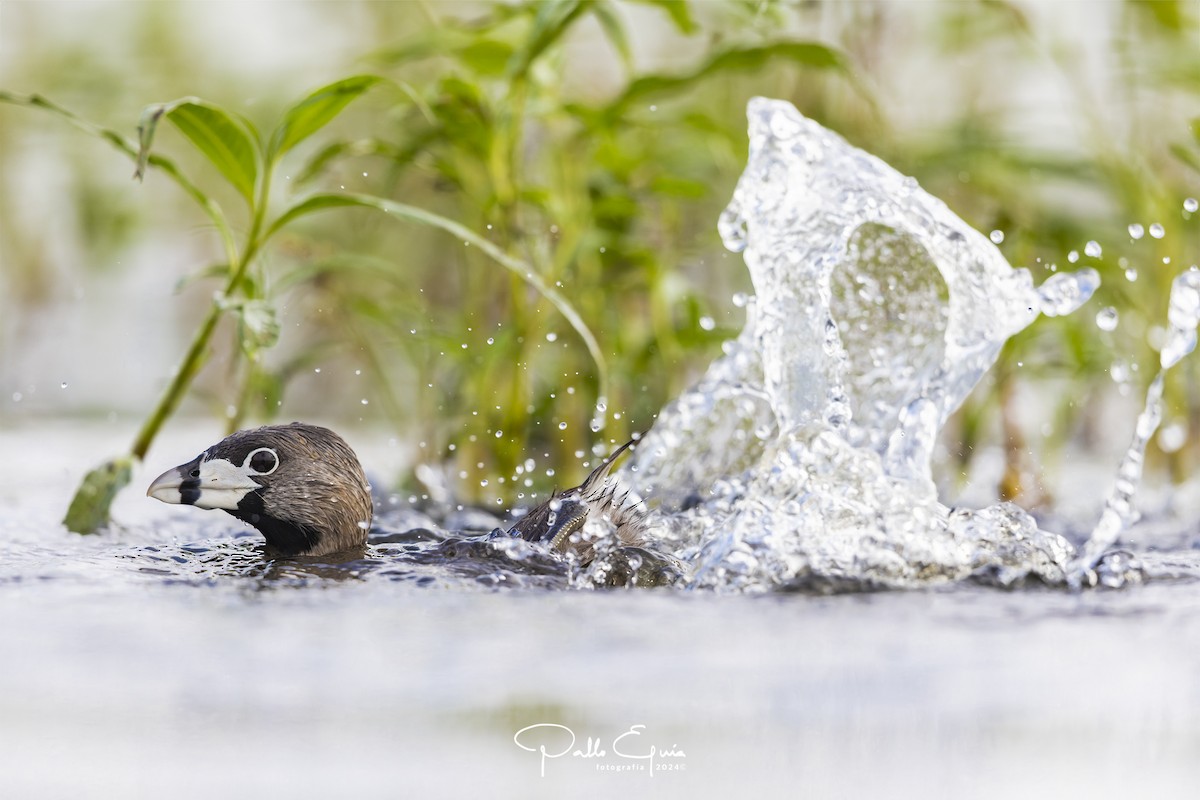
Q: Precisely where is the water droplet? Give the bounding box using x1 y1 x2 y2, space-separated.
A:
546 332 558 342
486 337 495 345
1084 240 1102 258
1095 307 1119 331
60 382 68 389
1149 223 1165 239
1184 198 1198 213
1125 268 1138 282
558 422 568 430
314 367 321 374
11 392 21 403
699 316 715 331
480 479 488 487
1067 250 1079 263
361 398 369 405
731 292 748 308
1128 223 1144 240
1158 421 1188 453
989 230 1004 244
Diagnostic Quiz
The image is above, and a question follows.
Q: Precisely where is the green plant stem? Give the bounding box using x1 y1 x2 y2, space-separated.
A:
131 163 275 458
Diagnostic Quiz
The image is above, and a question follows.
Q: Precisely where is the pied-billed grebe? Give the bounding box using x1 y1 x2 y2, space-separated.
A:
148 423 645 560
147 422 373 557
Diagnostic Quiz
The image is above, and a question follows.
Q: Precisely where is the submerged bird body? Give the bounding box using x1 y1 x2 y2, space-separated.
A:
147 423 372 557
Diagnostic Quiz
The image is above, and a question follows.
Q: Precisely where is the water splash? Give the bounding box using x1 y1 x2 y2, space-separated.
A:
626 98 1105 591
1071 268 1200 586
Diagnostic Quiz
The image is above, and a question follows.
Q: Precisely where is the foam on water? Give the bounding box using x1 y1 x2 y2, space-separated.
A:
623 98 1169 591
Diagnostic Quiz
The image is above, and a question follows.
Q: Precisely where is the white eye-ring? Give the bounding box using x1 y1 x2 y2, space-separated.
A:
244 447 280 475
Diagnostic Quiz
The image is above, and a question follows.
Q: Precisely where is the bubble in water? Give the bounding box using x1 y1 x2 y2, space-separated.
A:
1185 198 1198 213
989 230 1005 244
1149 223 1165 239
60 382 68 389
718 209 748 253
1128 223 1145 240
1084 240 1102 258
1095 307 1119 331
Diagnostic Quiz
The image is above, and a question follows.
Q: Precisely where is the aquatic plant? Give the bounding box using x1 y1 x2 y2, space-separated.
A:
1 0 1197 531
1 77 606 532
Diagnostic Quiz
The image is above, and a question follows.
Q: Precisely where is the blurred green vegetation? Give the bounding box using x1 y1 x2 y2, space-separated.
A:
1 0 1198 516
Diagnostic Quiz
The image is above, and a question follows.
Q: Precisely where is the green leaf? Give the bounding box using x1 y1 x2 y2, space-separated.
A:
268 75 384 161
217 297 280 352
457 39 516 76
1 91 237 259
174 262 231 293
63 456 133 534
626 0 698 34
136 98 259 206
507 0 587 80
604 41 856 117
1170 142 1200 175
592 2 633 70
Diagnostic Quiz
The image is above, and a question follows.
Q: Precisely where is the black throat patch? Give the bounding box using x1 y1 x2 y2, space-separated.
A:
228 491 323 556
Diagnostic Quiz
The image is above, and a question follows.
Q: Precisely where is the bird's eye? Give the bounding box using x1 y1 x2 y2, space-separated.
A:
245 447 279 475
